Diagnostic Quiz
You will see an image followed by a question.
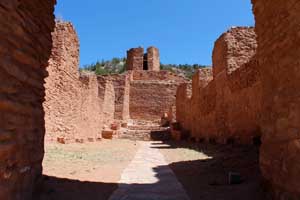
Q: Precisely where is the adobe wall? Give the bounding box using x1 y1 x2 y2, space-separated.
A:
44 22 114 143
104 74 131 121
97 77 116 127
126 46 160 71
190 68 214 139
0 1 55 199
126 47 144 71
176 27 262 144
211 27 261 143
130 71 187 121
3 1 298 199
213 27 257 76
132 70 186 81
252 0 300 198
224 58 261 143
176 69 217 139
196 79 218 140
176 83 192 130
147 47 160 71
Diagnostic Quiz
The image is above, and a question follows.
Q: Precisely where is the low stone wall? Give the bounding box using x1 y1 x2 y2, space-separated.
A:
176 27 262 144
132 70 187 81
0 1 55 199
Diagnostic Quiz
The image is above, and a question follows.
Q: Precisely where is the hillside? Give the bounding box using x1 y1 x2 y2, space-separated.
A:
81 58 211 79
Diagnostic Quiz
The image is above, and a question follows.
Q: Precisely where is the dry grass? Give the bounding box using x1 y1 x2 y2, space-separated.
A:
43 139 139 182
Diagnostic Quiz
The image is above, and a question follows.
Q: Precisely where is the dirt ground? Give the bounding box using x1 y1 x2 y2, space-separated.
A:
37 139 264 200
157 141 265 200
37 139 139 200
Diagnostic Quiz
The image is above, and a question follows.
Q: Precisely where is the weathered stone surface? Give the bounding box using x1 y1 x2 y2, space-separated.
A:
176 83 192 132
97 77 116 128
109 142 190 200
101 73 131 121
45 37 185 141
176 27 261 144
4 1 299 199
147 47 160 71
102 130 115 139
0 0 55 199
119 121 169 141
252 0 300 198
126 47 144 71
44 22 115 143
126 46 160 71
132 70 186 81
213 27 257 77
130 71 187 121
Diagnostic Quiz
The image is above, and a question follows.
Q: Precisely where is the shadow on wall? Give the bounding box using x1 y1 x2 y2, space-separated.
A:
0 1 56 199
35 141 265 200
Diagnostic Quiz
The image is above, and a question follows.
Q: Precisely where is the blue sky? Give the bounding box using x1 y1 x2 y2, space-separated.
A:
55 1 254 67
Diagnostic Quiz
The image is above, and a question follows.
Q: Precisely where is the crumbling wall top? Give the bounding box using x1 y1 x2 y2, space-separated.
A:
212 27 257 78
126 46 160 71
126 47 144 71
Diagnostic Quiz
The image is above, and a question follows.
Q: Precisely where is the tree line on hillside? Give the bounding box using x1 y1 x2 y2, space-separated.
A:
82 58 126 75
81 57 210 79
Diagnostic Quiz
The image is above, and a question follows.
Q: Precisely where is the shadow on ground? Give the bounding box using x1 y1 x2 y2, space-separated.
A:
36 140 266 200
152 140 266 200
35 176 117 200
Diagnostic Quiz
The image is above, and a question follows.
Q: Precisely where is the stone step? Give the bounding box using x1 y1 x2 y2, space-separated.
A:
119 129 171 141
119 132 151 141
127 126 167 131
129 120 160 126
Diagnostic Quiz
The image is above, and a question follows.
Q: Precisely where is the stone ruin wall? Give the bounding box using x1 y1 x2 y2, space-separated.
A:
0 1 55 199
105 74 131 121
45 28 182 139
147 47 160 71
213 27 258 76
212 27 262 144
176 27 262 144
44 22 115 143
176 83 193 131
252 0 300 198
126 47 144 71
126 47 160 71
132 70 186 81
126 47 188 121
97 76 116 127
129 70 188 121
1 1 300 199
